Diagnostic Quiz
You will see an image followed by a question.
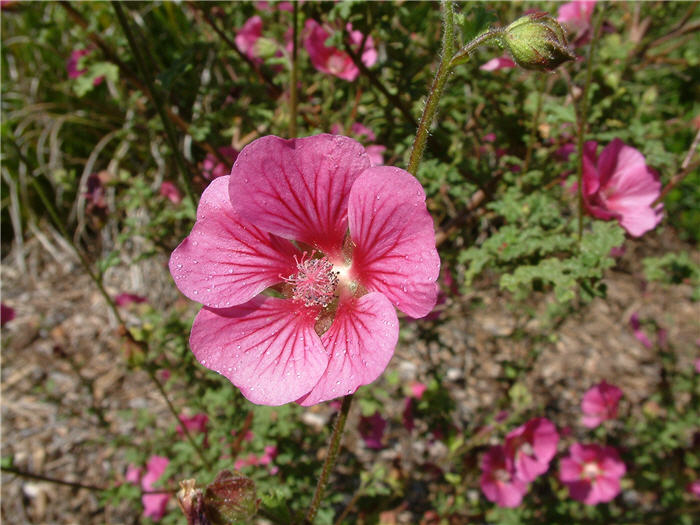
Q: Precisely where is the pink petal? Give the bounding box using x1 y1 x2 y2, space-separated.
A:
582 141 600 196
236 16 264 64
142 493 170 521
480 56 516 71
589 475 621 503
581 414 602 428
189 297 329 405
229 135 371 259
170 177 300 309
297 292 398 406
567 479 593 503
558 457 583 482
348 166 440 318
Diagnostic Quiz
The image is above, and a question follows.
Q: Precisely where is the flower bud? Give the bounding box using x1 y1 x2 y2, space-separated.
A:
177 479 209 525
502 12 576 71
202 470 259 525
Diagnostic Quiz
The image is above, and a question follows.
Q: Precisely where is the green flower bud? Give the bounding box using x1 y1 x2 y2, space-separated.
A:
502 12 576 71
203 471 259 525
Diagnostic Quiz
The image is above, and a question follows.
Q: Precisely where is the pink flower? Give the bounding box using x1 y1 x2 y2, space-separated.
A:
480 445 529 508
236 16 264 64
66 48 104 86
365 145 386 167
558 1 596 34
114 293 147 307
1 303 15 326
176 412 209 437
169 134 439 406
695 359 700 374
629 312 652 349
330 123 385 166
203 146 239 181
159 181 182 204
688 480 700 498
505 417 559 482
409 381 427 399
141 455 170 521
559 443 626 505
85 173 107 210
582 139 663 237
258 445 278 466
359 412 387 449
304 20 377 81
480 56 516 71
125 464 142 485
581 380 623 428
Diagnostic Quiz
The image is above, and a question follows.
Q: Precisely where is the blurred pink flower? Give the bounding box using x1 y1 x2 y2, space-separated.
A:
1 303 15 326
176 412 209 437
359 412 387 449
170 135 439 406
203 146 238 181
365 145 386 166
234 453 258 471
555 142 576 161
505 417 559 482
409 381 428 399
558 1 596 34
66 48 104 86
480 56 516 71
125 464 142 485
581 380 623 428
258 445 278 466
582 139 663 237
695 358 700 374
480 445 529 508
688 480 700 498
85 173 107 210
559 443 625 505
141 455 170 521
159 181 183 204
304 20 377 81
629 312 652 349
114 293 147 308
236 16 264 64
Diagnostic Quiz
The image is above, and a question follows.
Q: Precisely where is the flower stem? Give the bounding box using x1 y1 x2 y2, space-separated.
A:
407 0 456 176
575 5 605 243
112 1 197 207
289 2 299 138
304 394 354 524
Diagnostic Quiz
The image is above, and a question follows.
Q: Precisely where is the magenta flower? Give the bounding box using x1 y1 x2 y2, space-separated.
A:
1 303 15 326
629 312 652 349
125 464 142 485
159 181 183 204
582 139 663 237
359 412 387 449
558 1 596 34
480 445 529 508
141 455 170 521
480 56 516 71
505 417 559 482
559 443 625 505
236 16 265 64
66 48 104 86
203 146 239 181
114 293 147 308
176 412 209 437
304 20 377 81
688 480 700 498
581 380 623 428
85 173 107 211
695 358 700 374
169 134 439 406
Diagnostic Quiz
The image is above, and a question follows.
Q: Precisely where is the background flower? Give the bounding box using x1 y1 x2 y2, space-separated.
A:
480 445 529 508
581 380 623 428
559 443 626 504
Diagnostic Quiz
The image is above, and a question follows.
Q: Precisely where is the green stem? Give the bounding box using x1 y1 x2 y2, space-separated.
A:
112 1 197 207
406 0 456 176
289 2 299 138
575 5 605 243
304 394 354 524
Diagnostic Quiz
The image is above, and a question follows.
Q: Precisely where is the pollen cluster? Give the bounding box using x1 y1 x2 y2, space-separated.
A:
285 253 339 308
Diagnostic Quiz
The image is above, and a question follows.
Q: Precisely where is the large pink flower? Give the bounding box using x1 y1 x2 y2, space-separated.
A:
170 134 439 406
505 417 559 482
581 380 623 428
480 445 529 508
582 139 663 237
304 20 377 81
559 443 626 505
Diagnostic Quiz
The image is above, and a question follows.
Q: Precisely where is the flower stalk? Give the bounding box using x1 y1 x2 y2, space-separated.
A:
304 394 354 524
289 2 299 138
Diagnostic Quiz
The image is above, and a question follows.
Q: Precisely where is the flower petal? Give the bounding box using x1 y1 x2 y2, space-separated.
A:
230 135 371 258
348 166 440 318
169 177 300 308
189 297 328 405
297 292 398 406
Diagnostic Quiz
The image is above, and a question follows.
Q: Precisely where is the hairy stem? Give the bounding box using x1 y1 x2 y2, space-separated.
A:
407 0 456 175
304 394 354 524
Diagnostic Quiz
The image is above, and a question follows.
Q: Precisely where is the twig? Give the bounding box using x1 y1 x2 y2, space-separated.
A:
654 128 700 205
